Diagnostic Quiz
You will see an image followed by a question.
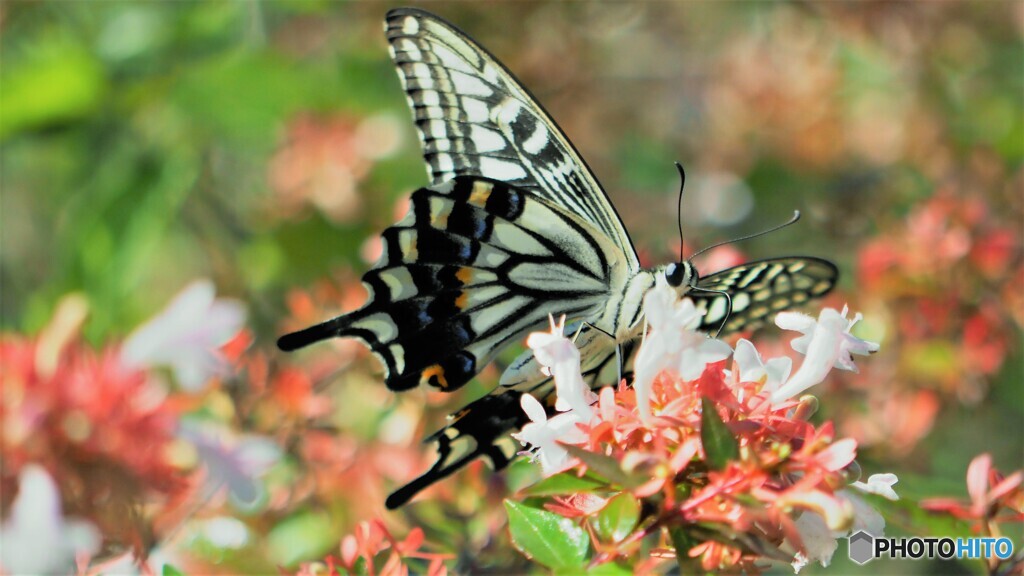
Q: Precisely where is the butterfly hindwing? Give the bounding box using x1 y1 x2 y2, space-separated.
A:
690 257 839 335
385 390 525 509
385 7 640 271
384 335 639 509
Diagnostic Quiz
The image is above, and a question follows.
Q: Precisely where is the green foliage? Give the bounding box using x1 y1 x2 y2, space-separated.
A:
504 500 590 570
591 494 640 544
521 470 610 497
700 397 739 470
266 511 336 567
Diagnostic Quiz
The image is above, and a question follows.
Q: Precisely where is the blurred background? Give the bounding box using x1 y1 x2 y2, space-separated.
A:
1 2 1021 574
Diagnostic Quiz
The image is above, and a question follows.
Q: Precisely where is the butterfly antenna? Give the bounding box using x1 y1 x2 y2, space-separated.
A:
674 162 686 263
689 210 802 261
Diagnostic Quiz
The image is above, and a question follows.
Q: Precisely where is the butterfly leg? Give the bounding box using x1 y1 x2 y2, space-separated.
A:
615 343 623 384
578 321 622 382
689 286 733 338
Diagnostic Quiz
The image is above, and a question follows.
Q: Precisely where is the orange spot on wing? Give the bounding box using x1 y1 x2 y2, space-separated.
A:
456 266 473 285
421 364 449 390
468 182 492 207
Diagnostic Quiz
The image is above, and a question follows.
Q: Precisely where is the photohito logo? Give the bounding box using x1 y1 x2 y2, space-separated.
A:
847 531 1015 565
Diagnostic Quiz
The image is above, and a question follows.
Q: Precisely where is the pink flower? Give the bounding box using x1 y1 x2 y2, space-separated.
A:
121 280 246 391
771 306 879 402
307 519 450 576
921 453 1023 522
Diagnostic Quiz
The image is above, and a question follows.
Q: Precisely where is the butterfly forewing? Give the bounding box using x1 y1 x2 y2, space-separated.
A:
690 257 839 335
280 177 624 393
385 8 640 271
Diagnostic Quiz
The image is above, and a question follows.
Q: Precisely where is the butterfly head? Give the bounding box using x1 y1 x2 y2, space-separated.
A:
661 261 698 296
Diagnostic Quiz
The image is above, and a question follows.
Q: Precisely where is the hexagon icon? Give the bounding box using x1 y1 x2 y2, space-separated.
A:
848 531 874 565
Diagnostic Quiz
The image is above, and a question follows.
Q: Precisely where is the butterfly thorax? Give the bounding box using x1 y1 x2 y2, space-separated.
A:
592 261 698 342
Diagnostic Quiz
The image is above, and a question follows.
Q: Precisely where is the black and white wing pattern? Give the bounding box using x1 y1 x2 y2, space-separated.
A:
384 8 640 272
689 257 839 335
278 177 629 394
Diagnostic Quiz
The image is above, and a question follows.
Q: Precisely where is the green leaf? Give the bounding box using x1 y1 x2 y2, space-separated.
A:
688 523 794 562
700 397 739 470
267 511 336 567
162 565 185 576
522 471 609 496
591 493 641 544
562 444 646 489
669 526 707 575
586 561 634 575
505 500 590 570
0 39 106 139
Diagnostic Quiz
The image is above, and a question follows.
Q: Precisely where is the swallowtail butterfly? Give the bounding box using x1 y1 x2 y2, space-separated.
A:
278 8 838 508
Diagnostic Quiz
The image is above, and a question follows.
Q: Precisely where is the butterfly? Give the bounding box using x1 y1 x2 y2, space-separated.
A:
278 7 838 508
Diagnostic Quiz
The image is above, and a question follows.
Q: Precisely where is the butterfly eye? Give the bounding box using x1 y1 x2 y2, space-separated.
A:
665 263 686 287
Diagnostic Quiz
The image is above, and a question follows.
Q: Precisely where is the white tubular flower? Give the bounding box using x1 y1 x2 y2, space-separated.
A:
792 512 838 572
851 473 900 501
771 306 879 403
733 338 792 394
526 315 596 419
179 423 281 509
121 279 246 391
844 490 887 536
790 481 891 573
512 393 587 476
633 285 733 424
0 465 100 575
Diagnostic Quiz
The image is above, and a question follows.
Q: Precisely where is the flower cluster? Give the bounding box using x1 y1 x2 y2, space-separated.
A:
846 193 1022 455
294 520 450 576
0 281 267 574
507 285 892 572
268 112 403 223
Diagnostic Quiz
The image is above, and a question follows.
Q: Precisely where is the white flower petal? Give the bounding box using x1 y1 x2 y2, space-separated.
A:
512 407 585 476
0 465 100 574
642 286 679 329
793 512 838 568
734 339 763 382
771 307 879 403
632 288 737 423
843 491 887 536
677 339 733 381
527 320 595 418
851 473 899 501
764 357 793 392
122 279 246 392
519 393 547 424
775 311 816 353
